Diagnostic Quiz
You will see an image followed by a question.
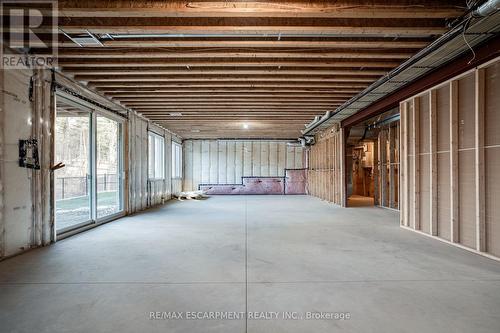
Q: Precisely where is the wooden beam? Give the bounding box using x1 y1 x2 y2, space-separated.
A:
90 83 370 88
115 97 350 102
57 50 413 59
56 25 447 36
145 117 317 121
56 2 464 19
58 60 402 68
135 107 337 111
141 113 324 117
449 80 459 243
65 69 388 76
121 101 342 105
150 119 311 122
58 40 429 49
76 76 377 82
475 68 486 252
99 88 363 93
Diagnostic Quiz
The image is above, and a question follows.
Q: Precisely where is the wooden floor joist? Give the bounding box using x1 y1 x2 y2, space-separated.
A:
22 0 467 138
55 2 464 19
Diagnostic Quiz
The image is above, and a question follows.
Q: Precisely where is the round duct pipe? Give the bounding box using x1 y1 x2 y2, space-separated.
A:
475 0 500 16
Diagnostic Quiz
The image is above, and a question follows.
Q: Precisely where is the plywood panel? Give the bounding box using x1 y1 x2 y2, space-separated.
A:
484 61 500 257
485 147 500 257
459 150 476 249
437 152 451 240
484 62 500 146
408 155 415 228
419 154 431 233
458 73 475 149
419 93 430 154
436 84 450 152
400 60 500 259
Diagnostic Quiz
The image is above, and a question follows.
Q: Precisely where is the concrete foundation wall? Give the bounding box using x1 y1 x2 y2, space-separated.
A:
183 140 305 192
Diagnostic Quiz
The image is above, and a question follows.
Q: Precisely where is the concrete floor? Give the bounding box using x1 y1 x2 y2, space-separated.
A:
1 195 500 333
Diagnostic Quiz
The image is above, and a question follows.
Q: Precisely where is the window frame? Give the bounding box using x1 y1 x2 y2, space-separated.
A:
172 141 182 179
148 131 165 180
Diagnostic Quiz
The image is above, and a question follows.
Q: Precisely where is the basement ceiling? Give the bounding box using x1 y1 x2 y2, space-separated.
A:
45 1 467 138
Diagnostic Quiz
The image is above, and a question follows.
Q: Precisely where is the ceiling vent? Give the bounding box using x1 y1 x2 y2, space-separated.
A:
60 30 103 47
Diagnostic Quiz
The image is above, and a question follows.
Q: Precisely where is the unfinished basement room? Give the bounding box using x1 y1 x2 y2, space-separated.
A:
1 1 500 332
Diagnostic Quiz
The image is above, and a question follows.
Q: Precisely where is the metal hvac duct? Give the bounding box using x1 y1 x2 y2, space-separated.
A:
302 1 500 136
476 0 500 16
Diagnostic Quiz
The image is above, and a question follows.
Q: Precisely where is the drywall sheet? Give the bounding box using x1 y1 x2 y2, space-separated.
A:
183 140 304 191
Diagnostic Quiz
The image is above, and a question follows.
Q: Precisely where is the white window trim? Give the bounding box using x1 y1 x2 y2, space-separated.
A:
172 142 182 179
148 131 165 180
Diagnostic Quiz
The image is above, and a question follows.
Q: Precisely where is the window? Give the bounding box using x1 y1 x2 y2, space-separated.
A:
172 142 182 178
148 132 165 179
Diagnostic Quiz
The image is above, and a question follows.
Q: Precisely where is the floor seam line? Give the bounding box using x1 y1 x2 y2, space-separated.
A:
244 196 248 333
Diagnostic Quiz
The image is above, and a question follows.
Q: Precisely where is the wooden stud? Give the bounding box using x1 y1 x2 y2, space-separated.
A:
412 97 420 230
450 80 459 243
401 101 409 226
475 69 486 252
373 133 379 206
429 89 438 236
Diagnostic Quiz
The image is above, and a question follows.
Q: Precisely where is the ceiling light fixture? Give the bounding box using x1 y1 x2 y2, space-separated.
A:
242 123 249 129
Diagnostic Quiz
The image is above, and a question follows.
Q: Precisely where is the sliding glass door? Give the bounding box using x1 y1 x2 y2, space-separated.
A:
96 115 123 218
55 105 92 231
55 93 124 234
